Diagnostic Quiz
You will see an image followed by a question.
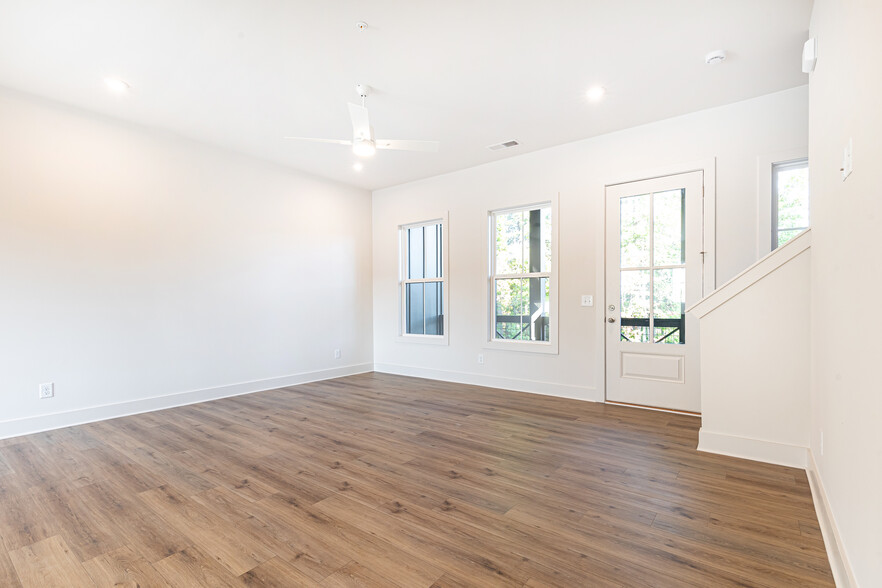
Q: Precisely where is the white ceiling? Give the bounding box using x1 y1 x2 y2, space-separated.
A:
0 1 812 190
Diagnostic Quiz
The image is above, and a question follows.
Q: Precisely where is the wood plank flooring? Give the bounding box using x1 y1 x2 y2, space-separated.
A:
0 372 833 587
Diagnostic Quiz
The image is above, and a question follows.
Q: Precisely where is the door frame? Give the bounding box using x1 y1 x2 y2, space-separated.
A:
599 159 716 408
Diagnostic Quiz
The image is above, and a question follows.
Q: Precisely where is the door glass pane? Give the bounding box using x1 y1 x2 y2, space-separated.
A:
653 268 685 344
406 283 424 334
620 269 650 343
654 189 685 266
408 227 424 279
620 194 650 268
653 268 685 318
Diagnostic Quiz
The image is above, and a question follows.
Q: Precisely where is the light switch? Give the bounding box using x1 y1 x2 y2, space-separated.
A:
581 295 594 307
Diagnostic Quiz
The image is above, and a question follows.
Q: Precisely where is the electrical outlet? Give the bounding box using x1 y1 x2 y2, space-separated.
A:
477 354 484 365
334 349 341 359
39 382 54 399
581 294 594 307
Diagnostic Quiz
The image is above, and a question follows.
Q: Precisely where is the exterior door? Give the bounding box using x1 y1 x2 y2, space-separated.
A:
605 171 704 413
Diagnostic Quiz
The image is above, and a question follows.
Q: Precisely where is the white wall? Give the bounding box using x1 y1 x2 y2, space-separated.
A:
692 232 812 468
372 87 808 400
808 0 882 585
0 89 374 438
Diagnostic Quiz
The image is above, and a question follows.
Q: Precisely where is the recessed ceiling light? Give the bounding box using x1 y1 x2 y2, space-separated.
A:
586 85 606 102
104 77 130 93
353 162 364 172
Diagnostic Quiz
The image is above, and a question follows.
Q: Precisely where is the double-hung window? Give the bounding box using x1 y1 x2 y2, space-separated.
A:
400 218 447 340
772 159 809 249
489 202 556 350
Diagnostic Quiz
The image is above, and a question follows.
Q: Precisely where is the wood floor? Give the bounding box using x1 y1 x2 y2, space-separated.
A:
0 372 833 587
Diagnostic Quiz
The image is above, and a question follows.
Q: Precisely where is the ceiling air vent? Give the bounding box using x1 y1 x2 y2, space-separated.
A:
487 140 520 151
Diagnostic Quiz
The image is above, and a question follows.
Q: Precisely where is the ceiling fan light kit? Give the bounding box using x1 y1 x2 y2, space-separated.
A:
353 138 377 157
284 83 439 158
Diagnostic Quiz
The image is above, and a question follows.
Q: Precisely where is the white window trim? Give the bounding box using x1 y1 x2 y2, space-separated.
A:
397 213 449 345
771 158 809 251
484 196 559 354
756 149 808 258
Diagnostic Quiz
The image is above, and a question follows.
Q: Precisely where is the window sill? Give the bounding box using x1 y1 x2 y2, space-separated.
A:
396 334 449 346
484 339 559 355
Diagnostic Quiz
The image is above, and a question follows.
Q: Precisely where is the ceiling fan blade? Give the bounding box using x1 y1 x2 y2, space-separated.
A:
347 103 372 140
375 139 440 152
282 137 352 146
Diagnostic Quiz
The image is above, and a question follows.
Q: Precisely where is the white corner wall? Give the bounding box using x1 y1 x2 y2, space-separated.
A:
0 89 374 438
372 87 808 399
807 0 882 585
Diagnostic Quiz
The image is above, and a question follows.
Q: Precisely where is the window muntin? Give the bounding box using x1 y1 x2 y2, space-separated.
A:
490 205 552 343
401 221 445 337
772 159 809 250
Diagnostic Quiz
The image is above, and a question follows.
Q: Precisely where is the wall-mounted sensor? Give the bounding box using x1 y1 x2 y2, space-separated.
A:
705 50 727 65
802 38 818 73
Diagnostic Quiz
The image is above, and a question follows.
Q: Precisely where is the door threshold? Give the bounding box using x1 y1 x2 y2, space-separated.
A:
605 400 701 417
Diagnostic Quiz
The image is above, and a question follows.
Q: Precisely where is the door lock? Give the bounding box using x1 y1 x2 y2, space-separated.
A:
608 305 616 311
607 317 616 323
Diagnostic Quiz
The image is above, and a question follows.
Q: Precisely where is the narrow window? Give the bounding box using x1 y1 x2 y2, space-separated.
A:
400 220 445 337
772 159 809 249
490 204 552 343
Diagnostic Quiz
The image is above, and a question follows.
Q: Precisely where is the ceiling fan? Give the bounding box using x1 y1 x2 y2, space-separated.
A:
284 84 439 157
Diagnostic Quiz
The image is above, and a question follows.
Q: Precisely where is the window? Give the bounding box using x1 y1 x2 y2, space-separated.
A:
400 218 446 339
490 203 553 345
772 159 809 249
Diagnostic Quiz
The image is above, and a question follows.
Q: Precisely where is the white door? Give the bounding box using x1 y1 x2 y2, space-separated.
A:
605 171 704 413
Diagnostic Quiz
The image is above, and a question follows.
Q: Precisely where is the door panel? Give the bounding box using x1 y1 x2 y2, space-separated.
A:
605 171 703 412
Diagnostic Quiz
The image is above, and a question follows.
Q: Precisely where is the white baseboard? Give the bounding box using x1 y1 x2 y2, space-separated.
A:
806 451 857 588
697 428 808 468
372 362 601 402
0 363 373 441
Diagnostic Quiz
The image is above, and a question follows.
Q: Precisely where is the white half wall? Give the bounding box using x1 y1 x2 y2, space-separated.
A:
372 88 808 400
808 0 882 585
690 231 812 469
0 88 374 438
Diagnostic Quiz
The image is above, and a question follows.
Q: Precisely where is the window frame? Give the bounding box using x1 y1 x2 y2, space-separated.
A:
398 214 449 345
756 150 808 258
771 158 809 251
485 197 559 354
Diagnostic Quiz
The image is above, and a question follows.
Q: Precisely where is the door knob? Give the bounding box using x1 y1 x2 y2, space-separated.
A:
607 317 616 323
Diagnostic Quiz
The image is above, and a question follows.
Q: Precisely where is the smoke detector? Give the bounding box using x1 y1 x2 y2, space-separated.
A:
705 50 727 65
